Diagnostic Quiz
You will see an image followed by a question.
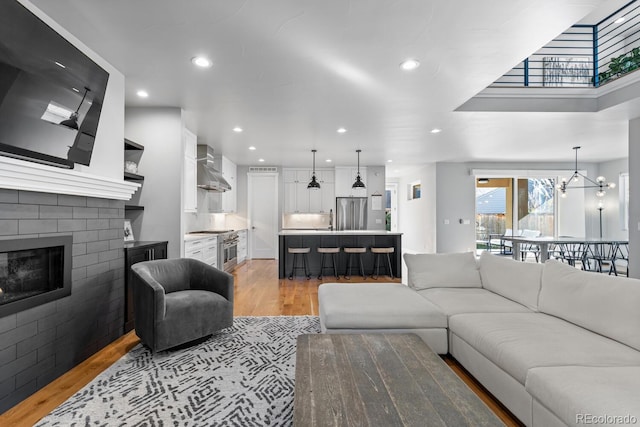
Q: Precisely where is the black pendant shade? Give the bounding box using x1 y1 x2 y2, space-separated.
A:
59 87 90 130
308 149 321 189
352 149 365 189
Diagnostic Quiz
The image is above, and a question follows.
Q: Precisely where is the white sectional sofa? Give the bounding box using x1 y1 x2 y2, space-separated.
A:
318 252 640 427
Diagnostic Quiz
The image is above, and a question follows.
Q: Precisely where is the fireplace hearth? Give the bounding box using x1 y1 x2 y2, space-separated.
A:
0 236 72 318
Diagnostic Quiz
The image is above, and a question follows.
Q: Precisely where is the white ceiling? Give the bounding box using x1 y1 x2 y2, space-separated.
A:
30 0 628 169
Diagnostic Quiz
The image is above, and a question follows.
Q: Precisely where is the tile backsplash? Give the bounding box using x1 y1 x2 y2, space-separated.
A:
282 213 330 229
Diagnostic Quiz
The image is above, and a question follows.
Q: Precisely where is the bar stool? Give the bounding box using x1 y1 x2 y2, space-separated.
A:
343 247 366 279
317 247 340 280
288 247 311 280
370 247 395 279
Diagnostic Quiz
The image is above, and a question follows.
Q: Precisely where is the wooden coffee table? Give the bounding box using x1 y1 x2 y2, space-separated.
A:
293 333 504 426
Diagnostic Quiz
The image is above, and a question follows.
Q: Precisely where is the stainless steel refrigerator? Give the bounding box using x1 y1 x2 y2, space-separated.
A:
336 197 368 230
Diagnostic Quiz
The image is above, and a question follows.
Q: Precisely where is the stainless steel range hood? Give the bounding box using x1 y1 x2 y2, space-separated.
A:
197 145 231 192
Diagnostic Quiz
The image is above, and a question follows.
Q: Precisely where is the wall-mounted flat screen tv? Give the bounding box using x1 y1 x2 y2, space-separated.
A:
0 0 109 169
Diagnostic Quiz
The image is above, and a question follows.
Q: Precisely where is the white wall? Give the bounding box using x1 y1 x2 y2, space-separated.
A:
125 107 184 259
394 164 437 254
19 0 125 181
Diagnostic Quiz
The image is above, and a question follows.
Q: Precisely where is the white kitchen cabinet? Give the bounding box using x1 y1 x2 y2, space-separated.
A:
237 230 247 264
183 129 198 212
335 166 367 197
184 239 205 261
309 172 334 213
283 169 311 213
184 236 218 268
285 168 335 213
203 236 218 268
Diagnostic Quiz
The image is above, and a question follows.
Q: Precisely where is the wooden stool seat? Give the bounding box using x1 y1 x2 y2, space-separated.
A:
317 247 340 254
344 247 366 254
371 247 394 254
289 247 311 254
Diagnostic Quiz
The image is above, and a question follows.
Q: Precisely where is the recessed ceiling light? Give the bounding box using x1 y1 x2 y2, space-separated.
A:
258 158 265 162
248 146 256 151
615 17 626 24
233 127 243 133
337 127 347 134
325 159 332 163
191 56 212 68
430 128 442 134
400 59 420 71
54 61 66 69
387 159 393 163
136 90 149 98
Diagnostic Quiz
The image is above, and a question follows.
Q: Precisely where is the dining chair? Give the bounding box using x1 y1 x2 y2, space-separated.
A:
612 242 629 276
557 242 589 269
520 229 541 262
586 242 617 273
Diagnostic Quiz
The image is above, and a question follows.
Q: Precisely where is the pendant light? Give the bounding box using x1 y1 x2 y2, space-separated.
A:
307 149 321 190
352 149 366 189
555 146 616 198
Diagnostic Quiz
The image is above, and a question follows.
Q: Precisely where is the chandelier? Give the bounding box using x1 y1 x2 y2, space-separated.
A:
556 146 616 198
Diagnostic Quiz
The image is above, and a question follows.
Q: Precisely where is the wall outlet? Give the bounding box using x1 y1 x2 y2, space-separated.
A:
444 219 450 225
463 219 471 225
375 219 382 224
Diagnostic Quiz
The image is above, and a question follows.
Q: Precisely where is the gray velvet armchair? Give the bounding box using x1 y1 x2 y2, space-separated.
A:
130 258 234 352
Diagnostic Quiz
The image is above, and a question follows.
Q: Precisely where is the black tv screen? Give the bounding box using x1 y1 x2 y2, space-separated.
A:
0 0 109 169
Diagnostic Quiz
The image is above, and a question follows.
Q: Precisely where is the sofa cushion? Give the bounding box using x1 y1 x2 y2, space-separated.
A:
526 366 640 427
417 288 532 317
540 259 640 352
403 252 481 290
318 283 447 330
478 252 542 310
449 312 640 385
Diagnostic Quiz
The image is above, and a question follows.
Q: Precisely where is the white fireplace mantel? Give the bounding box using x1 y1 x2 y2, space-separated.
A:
0 156 140 200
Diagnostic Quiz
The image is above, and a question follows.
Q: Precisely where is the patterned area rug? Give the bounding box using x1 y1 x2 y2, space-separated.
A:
36 316 320 427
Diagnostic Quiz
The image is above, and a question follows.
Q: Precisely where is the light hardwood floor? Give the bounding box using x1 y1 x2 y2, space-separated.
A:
0 259 521 426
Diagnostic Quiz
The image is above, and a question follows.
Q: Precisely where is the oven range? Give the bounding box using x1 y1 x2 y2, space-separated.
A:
187 230 239 273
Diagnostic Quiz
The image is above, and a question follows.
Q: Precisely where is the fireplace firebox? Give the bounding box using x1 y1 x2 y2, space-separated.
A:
0 236 72 318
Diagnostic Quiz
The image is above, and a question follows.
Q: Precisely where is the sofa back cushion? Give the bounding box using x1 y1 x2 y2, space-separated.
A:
540 259 640 351
403 252 482 290
478 252 542 310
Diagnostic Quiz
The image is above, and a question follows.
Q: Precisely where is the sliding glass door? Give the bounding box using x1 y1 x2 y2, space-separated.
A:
476 175 558 254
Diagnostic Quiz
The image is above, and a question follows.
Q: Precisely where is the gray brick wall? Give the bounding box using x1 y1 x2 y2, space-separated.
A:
0 190 125 412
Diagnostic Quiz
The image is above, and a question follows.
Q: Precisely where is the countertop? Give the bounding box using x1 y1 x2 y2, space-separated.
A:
184 229 247 242
279 230 402 236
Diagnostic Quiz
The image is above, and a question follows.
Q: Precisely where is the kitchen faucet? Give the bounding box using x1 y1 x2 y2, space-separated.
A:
329 209 334 231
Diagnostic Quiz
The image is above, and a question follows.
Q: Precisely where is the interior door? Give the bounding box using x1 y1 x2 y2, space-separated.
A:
248 173 278 258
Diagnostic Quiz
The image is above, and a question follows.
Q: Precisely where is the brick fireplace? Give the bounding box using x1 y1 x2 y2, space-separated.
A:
0 188 125 412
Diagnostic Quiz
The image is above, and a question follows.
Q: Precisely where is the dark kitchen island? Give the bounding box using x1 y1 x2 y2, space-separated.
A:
278 230 402 279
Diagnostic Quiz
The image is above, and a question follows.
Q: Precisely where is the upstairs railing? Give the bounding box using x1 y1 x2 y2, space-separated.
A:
491 0 640 88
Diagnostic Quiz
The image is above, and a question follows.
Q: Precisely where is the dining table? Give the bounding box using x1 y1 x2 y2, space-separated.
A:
499 236 629 263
